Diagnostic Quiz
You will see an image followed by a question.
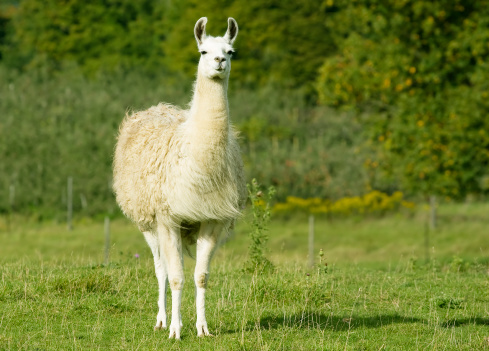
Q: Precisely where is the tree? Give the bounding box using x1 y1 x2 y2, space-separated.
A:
0 1 17 61
316 0 489 198
8 0 168 73
162 0 335 95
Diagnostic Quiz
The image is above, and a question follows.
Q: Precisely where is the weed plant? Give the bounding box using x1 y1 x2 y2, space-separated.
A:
244 179 275 273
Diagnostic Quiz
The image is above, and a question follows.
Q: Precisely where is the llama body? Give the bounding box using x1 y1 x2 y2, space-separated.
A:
113 17 245 339
114 103 244 231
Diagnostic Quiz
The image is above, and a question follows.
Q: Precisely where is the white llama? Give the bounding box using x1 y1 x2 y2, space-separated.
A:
113 17 245 339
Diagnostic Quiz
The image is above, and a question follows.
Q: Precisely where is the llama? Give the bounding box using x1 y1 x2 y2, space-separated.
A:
113 17 245 339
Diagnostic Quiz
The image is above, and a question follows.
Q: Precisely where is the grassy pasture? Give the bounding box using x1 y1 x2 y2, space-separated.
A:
0 203 488 350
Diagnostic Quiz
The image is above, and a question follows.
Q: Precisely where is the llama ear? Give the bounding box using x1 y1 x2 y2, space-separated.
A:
224 17 238 44
194 17 207 46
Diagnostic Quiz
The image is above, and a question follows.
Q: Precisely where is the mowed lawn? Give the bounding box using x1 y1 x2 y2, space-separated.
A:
0 203 488 350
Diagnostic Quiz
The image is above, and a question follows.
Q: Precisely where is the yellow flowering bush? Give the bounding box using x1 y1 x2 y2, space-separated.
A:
273 191 415 216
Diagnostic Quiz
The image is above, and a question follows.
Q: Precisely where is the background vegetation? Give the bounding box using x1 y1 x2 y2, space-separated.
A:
1 0 488 218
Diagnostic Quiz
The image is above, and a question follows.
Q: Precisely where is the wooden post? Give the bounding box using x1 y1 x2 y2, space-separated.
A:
309 215 315 267
67 177 73 231
104 217 110 265
424 221 430 263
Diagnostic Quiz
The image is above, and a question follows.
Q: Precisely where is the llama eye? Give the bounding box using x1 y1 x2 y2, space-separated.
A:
200 51 207 55
227 50 234 55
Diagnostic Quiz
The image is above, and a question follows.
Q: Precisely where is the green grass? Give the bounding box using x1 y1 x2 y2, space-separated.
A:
230 202 489 267
1 203 488 350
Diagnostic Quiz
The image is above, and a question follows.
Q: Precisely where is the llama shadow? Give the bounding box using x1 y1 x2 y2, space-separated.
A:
221 313 424 334
441 317 489 328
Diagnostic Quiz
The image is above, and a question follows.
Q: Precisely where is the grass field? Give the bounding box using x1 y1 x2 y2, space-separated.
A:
1 203 488 350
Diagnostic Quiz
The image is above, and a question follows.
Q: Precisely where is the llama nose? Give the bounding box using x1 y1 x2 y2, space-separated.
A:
214 56 226 63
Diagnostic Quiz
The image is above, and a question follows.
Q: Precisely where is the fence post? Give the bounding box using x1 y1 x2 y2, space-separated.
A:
309 214 315 267
424 221 430 263
104 217 110 265
67 177 73 231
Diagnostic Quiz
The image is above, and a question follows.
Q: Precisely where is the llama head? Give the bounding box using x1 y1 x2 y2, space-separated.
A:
194 17 238 80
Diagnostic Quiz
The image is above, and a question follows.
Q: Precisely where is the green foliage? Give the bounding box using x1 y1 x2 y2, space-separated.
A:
0 66 189 217
232 86 374 201
273 190 415 217
0 65 373 217
244 179 275 273
7 0 169 74
0 2 17 61
0 1 376 217
3 0 334 92
162 0 334 93
316 0 489 199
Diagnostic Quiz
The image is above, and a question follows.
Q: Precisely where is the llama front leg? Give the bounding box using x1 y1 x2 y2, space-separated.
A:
157 221 184 340
194 221 224 337
142 231 168 330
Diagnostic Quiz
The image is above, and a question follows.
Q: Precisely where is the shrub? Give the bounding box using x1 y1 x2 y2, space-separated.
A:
273 190 415 217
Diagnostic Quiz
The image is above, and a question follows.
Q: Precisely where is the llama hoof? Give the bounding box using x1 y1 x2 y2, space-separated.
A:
154 311 167 330
154 321 167 331
168 324 181 340
196 322 213 337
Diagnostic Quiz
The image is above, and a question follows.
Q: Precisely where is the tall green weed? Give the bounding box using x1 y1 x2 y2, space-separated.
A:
244 179 275 273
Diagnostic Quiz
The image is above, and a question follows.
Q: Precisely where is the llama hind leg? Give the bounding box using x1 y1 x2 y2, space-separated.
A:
194 221 225 337
157 220 184 340
143 231 168 330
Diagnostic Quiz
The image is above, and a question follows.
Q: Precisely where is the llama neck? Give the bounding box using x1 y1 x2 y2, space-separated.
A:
189 73 229 123
187 73 230 169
